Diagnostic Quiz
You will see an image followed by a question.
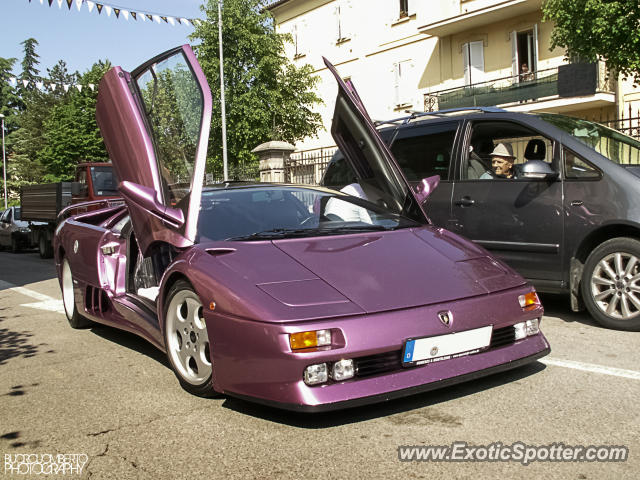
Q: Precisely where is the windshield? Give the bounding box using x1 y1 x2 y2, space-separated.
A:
540 114 640 165
196 186 421 242
90 166 119 196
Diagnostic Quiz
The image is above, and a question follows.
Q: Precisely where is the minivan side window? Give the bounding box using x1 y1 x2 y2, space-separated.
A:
464 121 556 180
390 122 458 181
564 149 601 179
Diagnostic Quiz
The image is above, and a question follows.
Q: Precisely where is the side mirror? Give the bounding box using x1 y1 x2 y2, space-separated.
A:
119 181 184 228
413 175 440 204
521 160 559 181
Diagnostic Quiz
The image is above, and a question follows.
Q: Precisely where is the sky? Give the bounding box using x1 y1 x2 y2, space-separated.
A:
0 0 205 77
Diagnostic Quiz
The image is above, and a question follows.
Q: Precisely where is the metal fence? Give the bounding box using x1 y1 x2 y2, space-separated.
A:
284 147 337 185
600 117 640 140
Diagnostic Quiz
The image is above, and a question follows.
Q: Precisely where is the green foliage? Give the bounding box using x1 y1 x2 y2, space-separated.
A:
2 38 111 202
190 0 322 178
543 0 640 84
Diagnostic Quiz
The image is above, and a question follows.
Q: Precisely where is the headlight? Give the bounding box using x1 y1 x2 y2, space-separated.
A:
514 318 540 340
331 359 355 381
304 363 328 385
19 227 30 233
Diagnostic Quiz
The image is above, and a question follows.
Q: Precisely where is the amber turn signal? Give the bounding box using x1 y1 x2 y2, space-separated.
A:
289 329 331 350
518 291 540 311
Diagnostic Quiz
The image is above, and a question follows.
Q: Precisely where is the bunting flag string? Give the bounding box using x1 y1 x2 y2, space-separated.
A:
26 0 204 27
6 75 97 93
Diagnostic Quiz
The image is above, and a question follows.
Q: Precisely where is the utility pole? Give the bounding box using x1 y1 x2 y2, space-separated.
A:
218 0 229 181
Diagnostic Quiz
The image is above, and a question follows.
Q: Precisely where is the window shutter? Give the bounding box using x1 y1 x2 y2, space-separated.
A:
511 30 519 80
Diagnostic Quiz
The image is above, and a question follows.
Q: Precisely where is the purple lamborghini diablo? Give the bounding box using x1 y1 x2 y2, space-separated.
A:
54 45 549 411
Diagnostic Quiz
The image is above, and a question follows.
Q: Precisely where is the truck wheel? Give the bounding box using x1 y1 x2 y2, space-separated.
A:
61 258 91 329
39 233 53 259
11 237 20 253
581 237 640 331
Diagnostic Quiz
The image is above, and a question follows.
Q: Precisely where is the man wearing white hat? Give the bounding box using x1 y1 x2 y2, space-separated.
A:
482 142 517 179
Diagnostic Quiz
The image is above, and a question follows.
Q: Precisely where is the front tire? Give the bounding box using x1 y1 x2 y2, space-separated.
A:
11 236 20 253
581 237 640 331
61 258 92 329
164 280 217 397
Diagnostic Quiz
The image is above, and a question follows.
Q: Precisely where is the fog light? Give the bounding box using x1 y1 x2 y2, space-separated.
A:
519 291 541 311
526 318 540 336
290 329 332 350
514 322 527 340
331 359 355 381
304 363 328 385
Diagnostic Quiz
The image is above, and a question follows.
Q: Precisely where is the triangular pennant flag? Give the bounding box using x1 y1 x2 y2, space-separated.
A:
48 0 54 6
40 0 44 5
167 17 175 26
57 0 64 9
160 16 168 23
76 85 82 92
63 84 70 92
66 0 73 10
96 3 103 14
180 18 190 27
105 5 112 17
122 10 129 21
130 11 137 20
153 14 161 23
192 19 202 26
114 8 120 18
9 77 17 86
88 84 95 91
22 79 29 88
50 83 57 91
75 0 82 11
87 1 95 13
145 14 152 22
36 81 44 90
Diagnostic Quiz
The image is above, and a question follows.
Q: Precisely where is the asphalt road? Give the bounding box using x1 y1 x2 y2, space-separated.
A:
1 249 638 479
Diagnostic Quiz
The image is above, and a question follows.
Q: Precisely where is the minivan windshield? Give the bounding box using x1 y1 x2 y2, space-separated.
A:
196 185 420 242
539 114 640 165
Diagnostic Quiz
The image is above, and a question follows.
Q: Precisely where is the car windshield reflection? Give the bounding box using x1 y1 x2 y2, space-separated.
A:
196 185 420 242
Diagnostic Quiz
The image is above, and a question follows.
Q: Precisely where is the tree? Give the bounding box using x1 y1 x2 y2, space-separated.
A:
543 0 640 84
190 0 322 178
38 61 111 181
0 56 20 135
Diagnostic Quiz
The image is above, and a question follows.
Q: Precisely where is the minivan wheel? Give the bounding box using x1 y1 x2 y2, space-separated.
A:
582 238 640 331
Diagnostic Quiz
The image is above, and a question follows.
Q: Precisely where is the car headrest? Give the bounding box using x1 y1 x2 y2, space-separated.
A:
525 139 546 160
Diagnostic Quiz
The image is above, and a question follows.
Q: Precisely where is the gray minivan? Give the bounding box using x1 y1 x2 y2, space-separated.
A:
322 108 640 331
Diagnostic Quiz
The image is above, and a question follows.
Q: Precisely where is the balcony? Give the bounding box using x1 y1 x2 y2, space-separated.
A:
424 62 616 112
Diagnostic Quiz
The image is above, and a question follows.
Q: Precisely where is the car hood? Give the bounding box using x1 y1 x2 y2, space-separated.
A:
270 228 525 313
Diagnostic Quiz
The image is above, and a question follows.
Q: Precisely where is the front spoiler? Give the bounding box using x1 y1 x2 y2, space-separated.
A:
225 346 550 413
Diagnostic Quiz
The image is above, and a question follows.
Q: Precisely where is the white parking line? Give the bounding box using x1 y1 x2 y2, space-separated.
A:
0 279 65 314
541 358 640 380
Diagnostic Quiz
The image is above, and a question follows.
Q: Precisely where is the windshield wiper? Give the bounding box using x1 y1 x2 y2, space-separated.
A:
226 225 392 241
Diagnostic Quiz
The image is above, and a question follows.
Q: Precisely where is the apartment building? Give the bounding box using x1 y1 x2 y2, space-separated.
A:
267 0 640 153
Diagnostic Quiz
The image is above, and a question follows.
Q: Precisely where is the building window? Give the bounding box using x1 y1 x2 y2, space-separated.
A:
399 0 409 18
292 23 305 59
511 25 538 82
335 0 351 43
463 41 485 86
394 60 414 107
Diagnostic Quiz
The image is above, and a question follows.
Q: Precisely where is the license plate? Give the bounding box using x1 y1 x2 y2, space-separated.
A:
402 325 493 366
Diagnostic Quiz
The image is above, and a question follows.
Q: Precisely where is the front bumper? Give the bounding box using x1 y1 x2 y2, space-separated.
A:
206 285 549 411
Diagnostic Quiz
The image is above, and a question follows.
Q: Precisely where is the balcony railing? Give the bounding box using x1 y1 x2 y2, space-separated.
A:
424 62 615 112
